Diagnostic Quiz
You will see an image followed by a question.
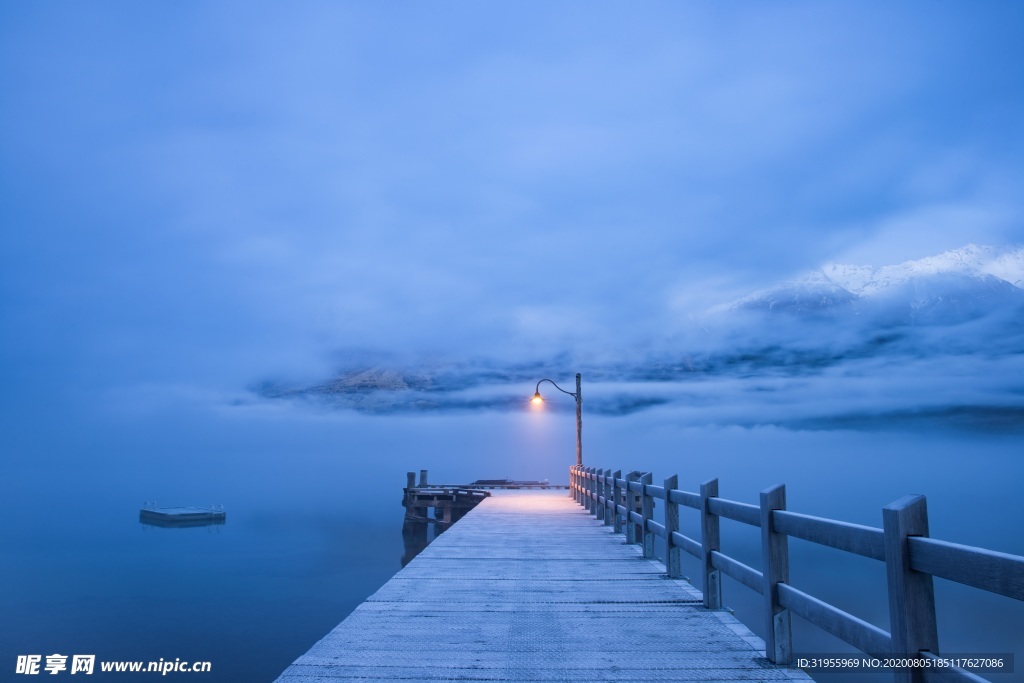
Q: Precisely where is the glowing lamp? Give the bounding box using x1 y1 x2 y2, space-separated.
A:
531 374 582 466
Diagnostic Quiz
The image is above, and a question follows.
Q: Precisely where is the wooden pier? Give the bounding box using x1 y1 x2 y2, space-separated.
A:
276 464 1023 683
276 489 812 682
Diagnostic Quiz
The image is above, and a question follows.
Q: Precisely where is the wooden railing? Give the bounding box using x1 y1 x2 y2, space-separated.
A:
569 464 1023 683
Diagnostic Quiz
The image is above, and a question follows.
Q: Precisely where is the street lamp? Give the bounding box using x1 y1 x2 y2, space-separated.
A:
531 373 582 467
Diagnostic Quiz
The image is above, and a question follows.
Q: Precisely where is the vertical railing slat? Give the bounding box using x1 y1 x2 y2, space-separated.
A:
641 472 654 559
760 484 792 664
603 469 613 526
626 472 639 544
884 495 939 683
664 474 681 578
612 470 623 533
700 478 722 610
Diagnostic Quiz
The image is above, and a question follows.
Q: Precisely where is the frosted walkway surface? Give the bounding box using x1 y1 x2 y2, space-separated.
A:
274 490 813 683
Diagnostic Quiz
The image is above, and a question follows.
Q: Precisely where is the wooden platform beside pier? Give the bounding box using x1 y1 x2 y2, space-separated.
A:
274 490 811 682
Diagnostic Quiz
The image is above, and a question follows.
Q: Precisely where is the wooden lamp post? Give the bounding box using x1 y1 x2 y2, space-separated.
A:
531 373 582 467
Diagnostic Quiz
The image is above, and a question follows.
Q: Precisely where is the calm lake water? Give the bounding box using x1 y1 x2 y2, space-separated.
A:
2 394 1022 682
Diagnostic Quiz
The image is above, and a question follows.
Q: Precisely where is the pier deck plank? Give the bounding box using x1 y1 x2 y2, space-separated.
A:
275 490 813 682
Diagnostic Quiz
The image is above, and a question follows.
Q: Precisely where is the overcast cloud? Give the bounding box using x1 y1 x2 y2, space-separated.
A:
2 2 1023 394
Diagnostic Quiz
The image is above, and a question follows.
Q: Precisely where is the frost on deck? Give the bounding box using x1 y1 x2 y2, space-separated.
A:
274 490 813 682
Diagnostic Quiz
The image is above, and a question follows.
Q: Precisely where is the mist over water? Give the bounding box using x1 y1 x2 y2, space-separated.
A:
2 382 1022 681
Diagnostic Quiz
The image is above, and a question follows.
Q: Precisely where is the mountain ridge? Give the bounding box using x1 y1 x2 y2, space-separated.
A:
723 243 1024 322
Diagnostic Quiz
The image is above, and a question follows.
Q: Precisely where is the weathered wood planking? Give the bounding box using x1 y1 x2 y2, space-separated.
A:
275 490 813 683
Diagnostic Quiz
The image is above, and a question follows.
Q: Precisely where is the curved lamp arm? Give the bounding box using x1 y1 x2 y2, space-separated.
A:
534 378 579 400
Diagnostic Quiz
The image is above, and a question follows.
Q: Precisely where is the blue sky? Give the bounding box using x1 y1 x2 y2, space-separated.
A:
2 2 1023 390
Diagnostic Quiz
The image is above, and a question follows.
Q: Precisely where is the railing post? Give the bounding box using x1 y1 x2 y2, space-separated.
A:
700 478 722 610
625 472 639 544
594 468 603 519
612 470 623 533
585 467 594 512
589 466 598 509
641 472 654 559
664 474 681 578
578 466 584 507
884 495 939 683
632 472 645 544
760 484 792 664
418 469 428 487
603 469 613 526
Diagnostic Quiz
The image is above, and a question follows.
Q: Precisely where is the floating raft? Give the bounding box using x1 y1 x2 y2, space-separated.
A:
139 506 226 528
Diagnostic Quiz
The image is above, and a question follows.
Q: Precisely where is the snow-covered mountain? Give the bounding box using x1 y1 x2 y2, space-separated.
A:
726 270 857 316
823 244 1024 295
727 244 1024 323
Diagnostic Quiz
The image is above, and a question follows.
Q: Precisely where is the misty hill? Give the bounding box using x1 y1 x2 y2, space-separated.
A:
727 244 1024 324
254 244 1024 430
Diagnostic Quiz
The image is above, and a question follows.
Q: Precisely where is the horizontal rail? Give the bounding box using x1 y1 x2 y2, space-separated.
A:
668 489 701 509
629 511 643 525
708 497 761 527
710 550 763 593
777 584 891 656
627 481 643 493
671 531 702 559
909 537 1024 601
646 484 666 500
773 510 885 560
647 519 667 539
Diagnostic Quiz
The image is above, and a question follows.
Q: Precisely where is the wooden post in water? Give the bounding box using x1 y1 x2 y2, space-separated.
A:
760 484 792 664
402 471 428 546
603 469 613 526
415 470 429 523
641 472 654 559
612 470 623 533
664 474 682 578
884 495 939 683
700 478 722 610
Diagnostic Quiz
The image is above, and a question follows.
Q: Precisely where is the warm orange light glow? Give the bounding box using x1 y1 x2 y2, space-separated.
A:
531 392 544 405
